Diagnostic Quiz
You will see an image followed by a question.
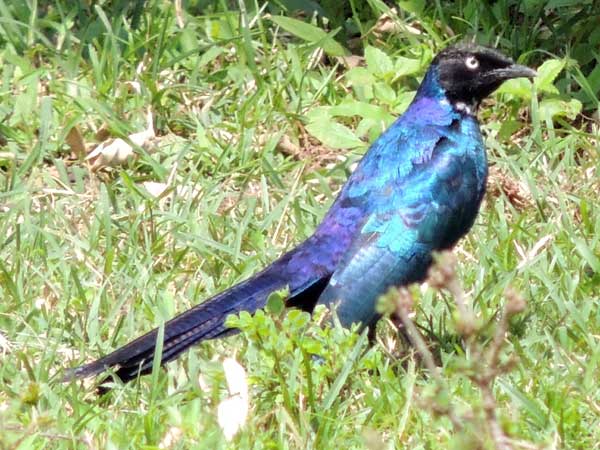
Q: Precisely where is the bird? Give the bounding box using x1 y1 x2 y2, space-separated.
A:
66 43 536 386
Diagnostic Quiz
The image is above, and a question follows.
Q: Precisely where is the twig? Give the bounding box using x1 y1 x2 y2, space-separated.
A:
394 287 465 431
391 250 530 450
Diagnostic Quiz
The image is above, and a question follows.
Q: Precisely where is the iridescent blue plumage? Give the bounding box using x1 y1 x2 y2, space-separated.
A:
67 44 536 385
315 78 488 326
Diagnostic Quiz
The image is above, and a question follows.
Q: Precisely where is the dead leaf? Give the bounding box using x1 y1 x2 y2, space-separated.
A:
487 166 532 210
0 331 11 355
217 358 248 441
87 110 155 170
276 134 301 158
65 126 87 159
370 8 422 36
86 138 136 169
336 55 365 69
159 427 183 449
141 181 200 212
82 432 97 450
142 181 169 198
175 0 184 28
124 81 142 94
94 124 111 142
516 235 554 269
272 124 343 168
0 152 16 161
362 428 387 450
197 373 210 393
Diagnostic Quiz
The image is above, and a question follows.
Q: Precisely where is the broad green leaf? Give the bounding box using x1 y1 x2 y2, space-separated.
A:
12 72 39 124
345 66 376 86
269 16 347 56
265 288 288 316
496 78 533 100
304 106 332 123
539 98 582 121
574 238 600 272
374 82 397 105
345 67 376 100
586 63 600 95
534 59 566 94
306 119 365 149
546 0 586 6
38 95 53 156
329 100 394 123
17 93 51 176
357 118 380 138
199 46 225 67
394 56 423 77
3 51 34 76
398 0 425 14
285 309 310 329
498 119 522 142
179 27 199 53
365 46 394 78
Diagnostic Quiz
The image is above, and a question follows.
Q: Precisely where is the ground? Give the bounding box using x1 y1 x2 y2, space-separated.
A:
0 2 599 449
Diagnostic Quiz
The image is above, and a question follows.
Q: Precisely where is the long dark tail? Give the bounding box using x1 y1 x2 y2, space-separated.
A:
65 242 333 386
65 270 288 384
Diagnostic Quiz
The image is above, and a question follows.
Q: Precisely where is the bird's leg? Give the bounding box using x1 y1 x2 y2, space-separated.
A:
390 311 413 349
367 324 378 345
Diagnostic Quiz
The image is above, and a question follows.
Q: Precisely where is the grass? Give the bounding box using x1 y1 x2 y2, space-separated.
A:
0 1 599 449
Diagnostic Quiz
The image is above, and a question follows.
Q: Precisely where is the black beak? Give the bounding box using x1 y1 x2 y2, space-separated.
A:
494 63 537 80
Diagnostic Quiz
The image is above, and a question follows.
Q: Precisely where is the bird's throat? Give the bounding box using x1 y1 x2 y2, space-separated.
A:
451 99 479 116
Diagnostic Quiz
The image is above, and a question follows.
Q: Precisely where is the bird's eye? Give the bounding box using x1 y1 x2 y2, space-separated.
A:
465 56 479 70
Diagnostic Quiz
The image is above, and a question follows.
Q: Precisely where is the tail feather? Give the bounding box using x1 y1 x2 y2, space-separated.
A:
65 258 331 385
64 269 285 383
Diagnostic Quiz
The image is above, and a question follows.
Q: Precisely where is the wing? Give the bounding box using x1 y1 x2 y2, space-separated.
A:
315 210 435 328
316 134 485 328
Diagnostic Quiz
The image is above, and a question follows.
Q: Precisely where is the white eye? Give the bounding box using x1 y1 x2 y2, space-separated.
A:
465 56 479 70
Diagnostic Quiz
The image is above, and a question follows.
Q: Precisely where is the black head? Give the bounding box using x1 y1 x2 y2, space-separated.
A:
433 44 536 108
